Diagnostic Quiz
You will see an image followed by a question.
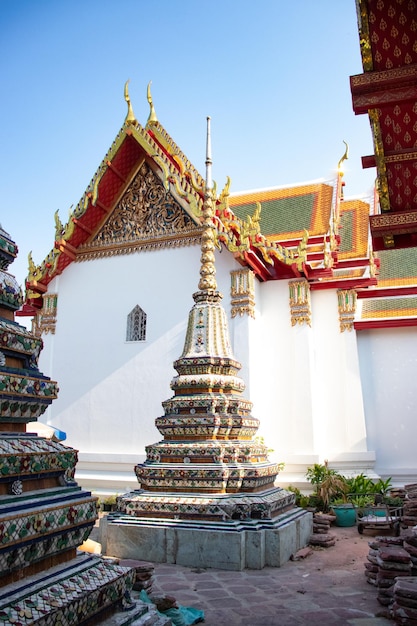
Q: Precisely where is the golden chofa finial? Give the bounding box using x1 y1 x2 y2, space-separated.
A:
124 80 137 126
338 140 349 200
146 81 158 126
338 140 349 175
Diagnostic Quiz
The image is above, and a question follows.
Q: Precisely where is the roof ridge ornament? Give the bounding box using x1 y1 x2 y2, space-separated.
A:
338 140 349 201
338 140 349 174
124 80 137 126
146 81 158 126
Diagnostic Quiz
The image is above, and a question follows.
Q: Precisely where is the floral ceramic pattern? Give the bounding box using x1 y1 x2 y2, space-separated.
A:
0 437 77 478
0 558 136 625
146 441 268 463
0 525 92 575
0 399 50 420
119 488 295 521
0 272 22 310
0 373 58 400
0 229 18 268
0 319 43 369
136 462 280 492
0 497 97 553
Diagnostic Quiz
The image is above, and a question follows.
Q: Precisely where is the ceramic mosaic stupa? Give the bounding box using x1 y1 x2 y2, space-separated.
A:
108 121 311 570
0 225 159 624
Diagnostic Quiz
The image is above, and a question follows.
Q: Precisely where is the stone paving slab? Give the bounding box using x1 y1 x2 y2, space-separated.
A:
150 524 393 625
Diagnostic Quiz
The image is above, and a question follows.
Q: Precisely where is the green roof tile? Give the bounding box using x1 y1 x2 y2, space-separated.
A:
377 248 417 282
231 194 316 235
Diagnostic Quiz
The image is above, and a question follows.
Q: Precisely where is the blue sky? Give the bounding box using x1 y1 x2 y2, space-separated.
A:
1 1 376 290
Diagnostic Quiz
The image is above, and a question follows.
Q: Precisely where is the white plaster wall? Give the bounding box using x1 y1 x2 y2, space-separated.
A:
357 326 417 481
39 244 241 461
248 280 315 462
245 284 372 483
309 289 369 458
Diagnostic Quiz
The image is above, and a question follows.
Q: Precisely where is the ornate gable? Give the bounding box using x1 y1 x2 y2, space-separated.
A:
77 162 202 260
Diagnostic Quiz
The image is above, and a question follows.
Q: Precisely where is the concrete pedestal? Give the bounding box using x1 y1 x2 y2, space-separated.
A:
101 507 312 571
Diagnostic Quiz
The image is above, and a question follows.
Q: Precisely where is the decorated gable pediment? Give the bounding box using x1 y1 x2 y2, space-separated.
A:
77 161 202 260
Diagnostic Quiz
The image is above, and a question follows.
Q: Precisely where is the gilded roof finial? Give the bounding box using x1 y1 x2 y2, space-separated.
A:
146 81 158 126
338 140 349 174
124 80 137 126
338 140 349 201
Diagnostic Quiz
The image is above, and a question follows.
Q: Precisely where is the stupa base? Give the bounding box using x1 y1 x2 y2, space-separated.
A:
101 506 312 571
0 553 165 625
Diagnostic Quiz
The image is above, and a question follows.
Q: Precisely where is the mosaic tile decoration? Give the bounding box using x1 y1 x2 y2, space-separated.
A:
0 374 58 403
0 272 22 311
0 437 77 479
135 462 280 492
0 497 97 548
155 415 259 440
0 400 51 421
0 524 92 575
0 226 18 269
146 440 268 463
0 556 136 625
0 319 43 368
119 487 294 521
0 494 98 574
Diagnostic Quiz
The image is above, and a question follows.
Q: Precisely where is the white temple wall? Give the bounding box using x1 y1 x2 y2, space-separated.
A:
38 243 415 493
308 289 374 475
245 283 374 488
357 326 417 485
249 280 316 470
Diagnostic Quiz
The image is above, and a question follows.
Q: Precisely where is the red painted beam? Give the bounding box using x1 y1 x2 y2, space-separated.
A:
310 277 378 291
357 286 417 299
354 318 417 330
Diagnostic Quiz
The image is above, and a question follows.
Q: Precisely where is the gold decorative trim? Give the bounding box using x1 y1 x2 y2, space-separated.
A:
230 269 255 319
371 212 417 228
350 65 417 87
77 162 202 260
337 289 357 332
369 109 390 213
289 279 311 327
356 0 373 72
76 233 202 261
32 293 58 337
216 192 308 271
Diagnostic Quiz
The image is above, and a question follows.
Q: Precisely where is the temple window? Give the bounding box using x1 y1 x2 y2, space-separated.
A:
126 305 147 341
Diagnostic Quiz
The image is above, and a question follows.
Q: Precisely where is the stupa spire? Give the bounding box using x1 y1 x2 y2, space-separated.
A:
196 116 219 296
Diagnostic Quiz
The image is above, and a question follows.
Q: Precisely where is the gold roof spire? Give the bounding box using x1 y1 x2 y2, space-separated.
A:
124 80 137 126
146 81 158 126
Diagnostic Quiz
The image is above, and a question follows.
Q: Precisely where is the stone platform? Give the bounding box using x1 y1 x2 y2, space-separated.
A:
100 507 312 571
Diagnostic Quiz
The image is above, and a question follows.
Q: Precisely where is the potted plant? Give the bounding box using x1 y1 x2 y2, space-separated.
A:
305 461 348 515
102 494 117 512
